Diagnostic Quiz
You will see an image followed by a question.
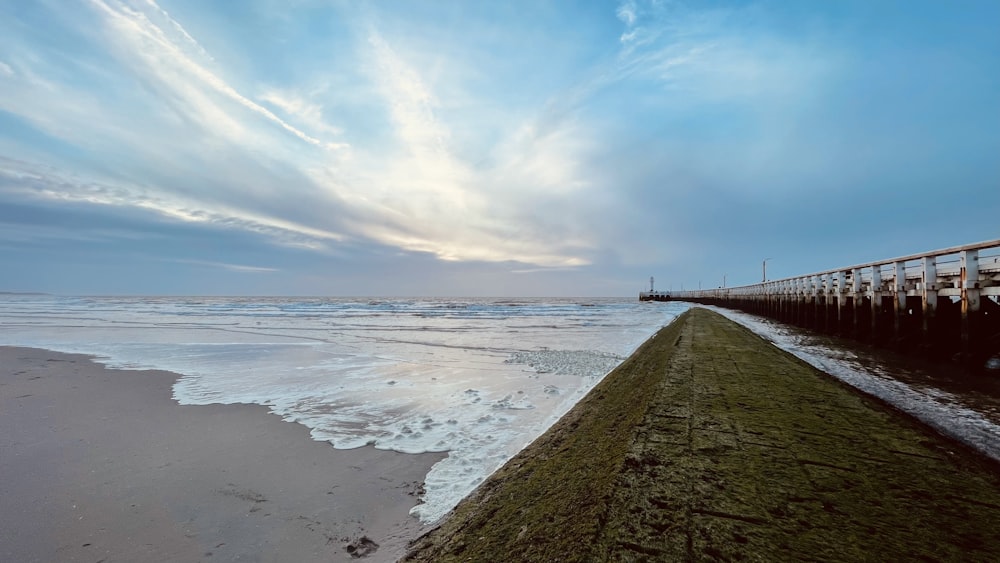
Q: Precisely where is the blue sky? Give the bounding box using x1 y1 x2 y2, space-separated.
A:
1 0 998 296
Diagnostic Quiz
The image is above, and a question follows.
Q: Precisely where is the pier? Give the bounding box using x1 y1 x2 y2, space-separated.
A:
639 276 672 301
668 239 1000 369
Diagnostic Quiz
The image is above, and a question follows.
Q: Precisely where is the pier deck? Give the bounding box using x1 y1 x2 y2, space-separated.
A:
405 308 1000 561
669 239 1000 368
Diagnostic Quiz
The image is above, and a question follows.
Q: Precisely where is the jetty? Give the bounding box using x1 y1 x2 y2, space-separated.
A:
405 309 1000 561
639 276 671 302
663 240 1000 369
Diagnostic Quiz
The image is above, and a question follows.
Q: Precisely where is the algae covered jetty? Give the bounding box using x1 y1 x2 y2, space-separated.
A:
405 308 1000 561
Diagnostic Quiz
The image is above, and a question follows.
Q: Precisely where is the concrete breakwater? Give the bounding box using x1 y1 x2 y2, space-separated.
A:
404 308 1000 561
670 240 1000 370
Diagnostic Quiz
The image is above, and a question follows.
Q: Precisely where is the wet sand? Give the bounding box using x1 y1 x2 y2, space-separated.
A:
406 308 1000 561
0 346 444 563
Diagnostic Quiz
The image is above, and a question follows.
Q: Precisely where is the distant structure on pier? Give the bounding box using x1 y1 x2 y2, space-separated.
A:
639 275 671 302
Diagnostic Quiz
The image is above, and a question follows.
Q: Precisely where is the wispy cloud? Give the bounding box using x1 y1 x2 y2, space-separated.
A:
171 258 278 273
616 1 637 28
337 29 596 266
1 0 610 270
510 266 582 274
0 157 345 251
137 0 214 62
0 220 152 245
85 0 340 150
258 88 344 138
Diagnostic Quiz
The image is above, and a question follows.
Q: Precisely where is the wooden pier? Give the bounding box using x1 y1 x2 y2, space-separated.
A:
667 239 1000 370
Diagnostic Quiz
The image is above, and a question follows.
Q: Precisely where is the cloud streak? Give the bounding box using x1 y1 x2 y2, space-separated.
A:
171 258 278 273
0 0 997 295
85 0 337 150
0 157 345 251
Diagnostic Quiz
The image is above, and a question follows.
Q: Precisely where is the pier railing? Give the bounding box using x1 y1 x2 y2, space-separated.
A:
668 239 1000 368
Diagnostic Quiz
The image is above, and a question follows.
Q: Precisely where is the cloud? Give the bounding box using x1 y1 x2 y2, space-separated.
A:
0 61 12 77
510 266 582 274
137 0 214 62
0 157 346 251
1 1 613 271
258 89 344 138
334 29 597 267
1 1 604 270
84 0 337 150
0 219 143 245
171 258 278 273
616 1 637 27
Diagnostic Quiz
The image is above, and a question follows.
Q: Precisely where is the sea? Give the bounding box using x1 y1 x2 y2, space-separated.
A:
0 294 690 522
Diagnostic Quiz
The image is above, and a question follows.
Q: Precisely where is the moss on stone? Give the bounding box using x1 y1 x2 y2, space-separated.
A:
405 308 1000 562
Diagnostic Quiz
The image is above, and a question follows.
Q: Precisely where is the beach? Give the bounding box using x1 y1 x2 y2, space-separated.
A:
0 295 684 525
0 346 443 562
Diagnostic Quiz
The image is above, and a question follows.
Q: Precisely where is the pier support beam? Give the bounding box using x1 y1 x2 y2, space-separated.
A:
835 271 846 335
810 275 819 330
795 279 805 327
961 250 981 364
871 267 883 343
893 261 907 347
922 256 938 357
852 267 863 340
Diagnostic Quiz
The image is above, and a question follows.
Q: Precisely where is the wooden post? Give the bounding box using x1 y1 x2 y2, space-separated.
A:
811 275 820 329
784 279 792 322
921 256 938 355
893 261 907 344
815 274 824 332
775 281 782 321
852 267 863 339
871 266 883 342
961 250 981 363
792 278 800 325
825 273 834 333
836 270 846 335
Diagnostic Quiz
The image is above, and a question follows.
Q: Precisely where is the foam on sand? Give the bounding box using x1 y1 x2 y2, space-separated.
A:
0 295 690 522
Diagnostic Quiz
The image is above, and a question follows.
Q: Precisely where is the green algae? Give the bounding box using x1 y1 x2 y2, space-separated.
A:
405 308 1000 562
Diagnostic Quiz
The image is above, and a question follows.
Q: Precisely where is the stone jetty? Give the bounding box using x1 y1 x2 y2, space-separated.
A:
405 308 1000 561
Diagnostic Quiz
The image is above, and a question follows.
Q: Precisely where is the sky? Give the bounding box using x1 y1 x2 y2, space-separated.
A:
1 0 998 297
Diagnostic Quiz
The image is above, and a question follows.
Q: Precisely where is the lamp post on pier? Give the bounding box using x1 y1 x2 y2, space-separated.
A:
763 258 772 283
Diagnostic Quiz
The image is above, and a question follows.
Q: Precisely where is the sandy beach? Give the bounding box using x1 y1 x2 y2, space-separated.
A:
0 346 444 563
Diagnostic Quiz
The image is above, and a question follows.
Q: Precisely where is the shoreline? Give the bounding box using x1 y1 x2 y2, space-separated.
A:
0 346 444 562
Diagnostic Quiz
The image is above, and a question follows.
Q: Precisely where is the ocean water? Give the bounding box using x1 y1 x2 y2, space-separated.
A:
0 295 690 522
